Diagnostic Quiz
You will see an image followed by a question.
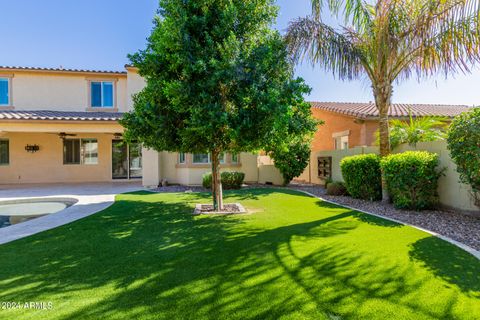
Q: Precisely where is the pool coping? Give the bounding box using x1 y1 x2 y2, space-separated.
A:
0 197 79 206
297 189 480 261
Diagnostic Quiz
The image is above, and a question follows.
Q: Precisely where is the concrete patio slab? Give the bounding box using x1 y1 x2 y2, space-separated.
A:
0 182 143 245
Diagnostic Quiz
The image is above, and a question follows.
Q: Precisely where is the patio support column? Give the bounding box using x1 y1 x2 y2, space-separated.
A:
142 147 161 188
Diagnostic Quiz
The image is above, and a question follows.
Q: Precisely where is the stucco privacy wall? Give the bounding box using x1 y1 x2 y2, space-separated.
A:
303 140 478 214
4 71 128 112
0 132 118 184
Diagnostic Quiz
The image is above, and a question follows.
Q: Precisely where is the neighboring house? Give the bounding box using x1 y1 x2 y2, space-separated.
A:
309 101 471 152
295 101 471 185
0 66 281 187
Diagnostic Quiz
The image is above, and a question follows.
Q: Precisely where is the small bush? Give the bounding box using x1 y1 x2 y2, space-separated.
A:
202 171 245 190
202 173 213 189
340 154 382 201
326 181 348 196
324 177 333 189
381 151 442 210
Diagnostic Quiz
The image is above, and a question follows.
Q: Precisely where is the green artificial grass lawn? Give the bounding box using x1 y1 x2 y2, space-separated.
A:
0 189 479 320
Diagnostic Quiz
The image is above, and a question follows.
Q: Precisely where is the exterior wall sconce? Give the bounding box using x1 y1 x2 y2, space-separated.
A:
25 144 40 153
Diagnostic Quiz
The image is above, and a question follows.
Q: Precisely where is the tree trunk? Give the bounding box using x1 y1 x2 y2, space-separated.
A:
211 150 224 211
373 82 393 202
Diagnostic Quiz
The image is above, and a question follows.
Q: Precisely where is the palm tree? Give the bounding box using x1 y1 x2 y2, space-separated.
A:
375 110 449 150
287 0 480 158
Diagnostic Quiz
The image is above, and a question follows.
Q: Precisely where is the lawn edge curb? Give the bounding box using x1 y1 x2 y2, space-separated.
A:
295 189 480 261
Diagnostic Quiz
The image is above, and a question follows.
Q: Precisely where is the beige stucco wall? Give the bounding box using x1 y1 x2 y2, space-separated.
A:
126 67 146 110
258 165 284 185
146 152 263 186
302 141 478 214
1 70 128 112
0 131 121 184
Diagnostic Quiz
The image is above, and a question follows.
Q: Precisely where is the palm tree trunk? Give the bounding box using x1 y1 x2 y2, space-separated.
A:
373 82 392 202
211 150 224 211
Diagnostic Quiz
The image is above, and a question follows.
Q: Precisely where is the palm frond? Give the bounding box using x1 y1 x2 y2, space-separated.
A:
286 17 365 80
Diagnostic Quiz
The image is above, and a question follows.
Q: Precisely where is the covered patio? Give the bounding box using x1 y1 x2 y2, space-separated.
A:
0 110 145 184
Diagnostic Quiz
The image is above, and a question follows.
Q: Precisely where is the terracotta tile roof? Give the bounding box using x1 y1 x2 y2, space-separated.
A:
0 110 123 122
0 66 126 75
310 102 472 119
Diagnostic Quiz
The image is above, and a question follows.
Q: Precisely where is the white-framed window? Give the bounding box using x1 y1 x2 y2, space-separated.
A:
0 78 10 106
334 136 349 150
178 152 186 164
192 153 225 164
82 139 99 164
333 130 350 150
192 153 209 164
0 139 9 165
63 139 98 165
91 81 114 108
231 153 239 164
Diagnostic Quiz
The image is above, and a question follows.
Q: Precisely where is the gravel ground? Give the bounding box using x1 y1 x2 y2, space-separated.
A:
291 185 480 251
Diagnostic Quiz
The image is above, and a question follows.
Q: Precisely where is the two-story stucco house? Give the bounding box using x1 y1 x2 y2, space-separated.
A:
0 66 275 187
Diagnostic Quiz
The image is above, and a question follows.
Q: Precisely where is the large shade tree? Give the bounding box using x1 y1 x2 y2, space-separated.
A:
287 0 480 158
122 0 317 210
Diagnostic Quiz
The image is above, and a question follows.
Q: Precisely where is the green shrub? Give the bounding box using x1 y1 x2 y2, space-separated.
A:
326 181 348 196
202 173 213 189
202 171 245 190
221 172 245 189
270 140 311 186
380 151 442 210
447 108 480 207
324 177 333 189
340 154 382 201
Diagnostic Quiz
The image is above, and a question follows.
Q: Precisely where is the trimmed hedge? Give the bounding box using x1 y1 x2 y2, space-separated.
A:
202 171 245 190
340 154 382 201
326 181 348 196
380 151 442 210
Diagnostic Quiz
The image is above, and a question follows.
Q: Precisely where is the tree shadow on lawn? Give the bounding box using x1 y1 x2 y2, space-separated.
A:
315 200 402 228
409 236 480 296
0 189 477 319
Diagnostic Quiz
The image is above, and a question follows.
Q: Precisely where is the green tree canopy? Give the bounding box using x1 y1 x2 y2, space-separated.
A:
121 0 317 209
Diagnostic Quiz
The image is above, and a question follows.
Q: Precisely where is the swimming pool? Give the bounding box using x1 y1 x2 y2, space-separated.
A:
0 198 77 228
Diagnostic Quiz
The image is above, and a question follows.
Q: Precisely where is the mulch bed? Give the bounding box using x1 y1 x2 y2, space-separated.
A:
193 203 246 215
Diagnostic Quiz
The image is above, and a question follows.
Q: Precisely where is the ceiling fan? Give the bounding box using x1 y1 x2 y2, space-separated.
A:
47 132 77 139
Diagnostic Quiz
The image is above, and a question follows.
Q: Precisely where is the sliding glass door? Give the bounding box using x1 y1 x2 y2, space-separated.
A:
112 140 142 179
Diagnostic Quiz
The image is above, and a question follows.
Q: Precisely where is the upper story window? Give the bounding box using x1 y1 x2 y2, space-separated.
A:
334 136 349 150
231 153 239 164
91 81 114 108
333 130 350 150
0 78 10 106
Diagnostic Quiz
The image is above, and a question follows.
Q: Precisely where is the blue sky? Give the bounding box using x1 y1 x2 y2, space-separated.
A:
1 0 478 105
